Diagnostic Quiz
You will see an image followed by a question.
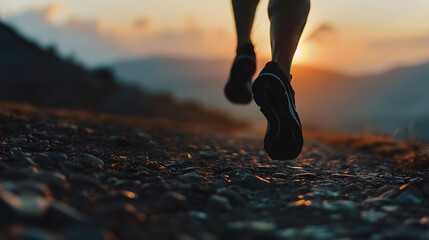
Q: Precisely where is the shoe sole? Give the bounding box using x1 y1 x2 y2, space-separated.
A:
224 58 255 104
252 73 303 160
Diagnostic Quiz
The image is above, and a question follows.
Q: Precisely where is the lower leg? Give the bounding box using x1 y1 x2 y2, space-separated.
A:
231 0 260 47
268 0 310 76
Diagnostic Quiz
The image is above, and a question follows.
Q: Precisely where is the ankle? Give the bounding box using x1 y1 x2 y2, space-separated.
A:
270 61 291 82
237 41 253 50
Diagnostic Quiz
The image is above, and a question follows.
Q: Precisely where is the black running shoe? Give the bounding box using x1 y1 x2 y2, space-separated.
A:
224 43 256 104
252 62 303 160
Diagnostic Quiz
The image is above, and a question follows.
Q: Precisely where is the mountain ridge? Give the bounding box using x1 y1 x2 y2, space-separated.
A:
110 56 429 140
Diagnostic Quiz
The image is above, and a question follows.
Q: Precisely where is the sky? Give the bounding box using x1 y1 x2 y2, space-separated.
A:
1 0 429 74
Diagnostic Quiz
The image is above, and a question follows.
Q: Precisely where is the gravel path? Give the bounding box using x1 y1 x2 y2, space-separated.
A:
1 108 429 240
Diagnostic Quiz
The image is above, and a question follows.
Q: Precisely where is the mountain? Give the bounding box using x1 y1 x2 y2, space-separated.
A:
0 21 247 131
350 62 429 139
111 57 429 141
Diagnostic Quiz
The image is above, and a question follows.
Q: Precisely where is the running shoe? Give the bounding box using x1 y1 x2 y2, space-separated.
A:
224 43 256 104
252 62 303 159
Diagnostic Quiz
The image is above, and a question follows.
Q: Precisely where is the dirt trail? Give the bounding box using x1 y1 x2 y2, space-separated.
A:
0 103 429 240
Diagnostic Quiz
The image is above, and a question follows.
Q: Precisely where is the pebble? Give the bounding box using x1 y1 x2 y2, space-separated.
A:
295 173 318 180
216 185 248 205
208 194 232 212
381 205 399 212
9 147 38 166
278 225 336 240
16 227 58 240
33 171 66 194
68 173 100 188
62 227 109 240
75 154 104 169
160 192 187 210
107 135 131 147
185 144 198 151
189 211 208 220
153 149 168 159
199 151 217 159
0 181 53 199
240 174 270 189
361 211 385 224
45 201 86 223
0 190 50 220
229 221 276 231
136 166 155 176
396 186 424 205
95 202 138 218
178 172 204 182
31 152 67 168
331 173 356 179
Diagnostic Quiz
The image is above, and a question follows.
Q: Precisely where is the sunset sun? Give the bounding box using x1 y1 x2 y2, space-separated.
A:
292 43 307 64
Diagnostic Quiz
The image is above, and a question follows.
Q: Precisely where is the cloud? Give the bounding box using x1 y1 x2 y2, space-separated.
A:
43 4 62 20
5 5 126 66
370 30 429 49
4 5 234 66
134 17 152 30
306 23 336 42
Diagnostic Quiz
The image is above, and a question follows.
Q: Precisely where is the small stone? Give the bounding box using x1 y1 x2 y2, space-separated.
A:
216 185 248 205
45 201 86 223
1 181 53 199
136 166 155 176
396 186 424 205
68 173 100 188
185 144 198 150
295 173 318 180
208 194 232 212
272 173 288 179
240 174 270 189
189 211 208 220
153 149 168 159
160 192 187 210
301 225 334 240
277 228 299 238
179 172 204 182
331 173 355 179
0 168 37 180
9 147 38 166
94 202 138 218
181 167 199 173
62 226 109 240
344 184 363 192
114 180 141 190
228 221 276 232
381 205 399 212
199 151 217 159
0 190 51 220
140 181 172 194
75 154 104 169
17 227 58 240
107 135 131 147
361 211 385 224
31 152 67 168
33 171 66 194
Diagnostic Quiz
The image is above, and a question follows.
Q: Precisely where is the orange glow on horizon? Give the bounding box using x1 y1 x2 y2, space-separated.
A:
293 44 307 64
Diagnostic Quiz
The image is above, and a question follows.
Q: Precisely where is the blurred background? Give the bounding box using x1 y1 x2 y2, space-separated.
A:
1 0 429 139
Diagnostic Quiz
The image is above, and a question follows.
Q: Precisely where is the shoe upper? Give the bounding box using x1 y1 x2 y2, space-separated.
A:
258 61 301 125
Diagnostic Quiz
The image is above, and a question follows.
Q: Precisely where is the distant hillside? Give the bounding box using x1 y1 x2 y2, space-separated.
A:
0 22 248 131
111 57 429 141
